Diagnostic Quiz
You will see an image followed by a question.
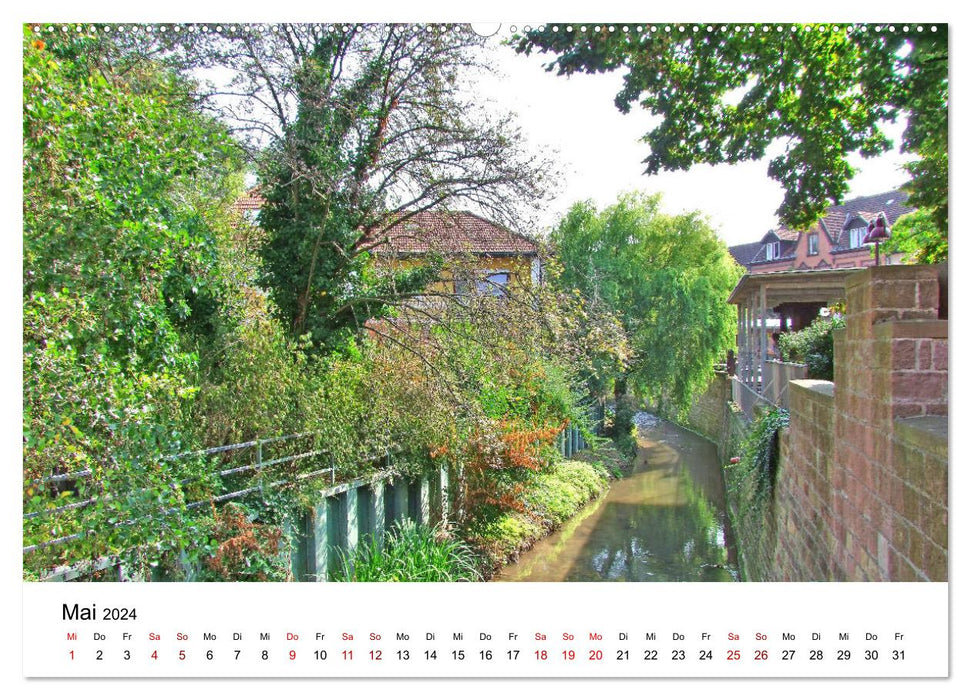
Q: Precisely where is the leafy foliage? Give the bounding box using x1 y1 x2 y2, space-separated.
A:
23 30 243 574
463 458 610 572
551 192 740 415
897 35 949 239
254 33 444 346
369 297 584 520
20 25 628 582
883 209 947 264
516 24 948 242
736 407 790 499
522 460 611 527
199 503 291 582
336 521 481 582
724 407 790 576
170 24 555 351
777 315 846 381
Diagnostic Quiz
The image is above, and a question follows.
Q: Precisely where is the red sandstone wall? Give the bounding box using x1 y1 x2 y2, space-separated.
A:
684 371 731 444
744 265 947 581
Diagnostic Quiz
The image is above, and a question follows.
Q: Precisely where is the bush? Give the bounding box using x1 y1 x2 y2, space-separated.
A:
723 407 789 578
524 460 610 527
198 503 291 582
470 513 544 567
462 458 609 571
22 32 241 577
776 315 845 380
609 393 640 458
336 521 481 582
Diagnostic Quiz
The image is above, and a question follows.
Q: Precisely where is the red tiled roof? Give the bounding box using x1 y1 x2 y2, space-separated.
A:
825 190 914 250
728 241 763 267
366 210 538 257
772 225 801 242
232 186 263 213
230 188 536 258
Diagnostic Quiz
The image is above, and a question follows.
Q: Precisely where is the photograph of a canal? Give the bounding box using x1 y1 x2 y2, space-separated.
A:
499 414 737 582
23 23 946 587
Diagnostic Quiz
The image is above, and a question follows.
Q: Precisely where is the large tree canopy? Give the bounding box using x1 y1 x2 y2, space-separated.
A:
145 24 553 348
552 193 740 415
516 24 948 243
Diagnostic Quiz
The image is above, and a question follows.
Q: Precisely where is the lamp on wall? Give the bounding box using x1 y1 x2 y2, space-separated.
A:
863 212 891 265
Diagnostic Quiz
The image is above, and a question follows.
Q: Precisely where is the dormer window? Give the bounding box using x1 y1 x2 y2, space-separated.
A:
849 227 867 248
807 232 819 256
765 241 781 260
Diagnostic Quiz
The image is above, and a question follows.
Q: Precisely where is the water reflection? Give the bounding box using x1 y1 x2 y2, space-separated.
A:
497 414 738 582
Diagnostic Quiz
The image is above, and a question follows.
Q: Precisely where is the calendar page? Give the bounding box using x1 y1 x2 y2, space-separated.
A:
15 2 960 694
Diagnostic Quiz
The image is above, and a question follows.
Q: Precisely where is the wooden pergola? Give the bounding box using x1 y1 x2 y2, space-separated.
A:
727 268 857 392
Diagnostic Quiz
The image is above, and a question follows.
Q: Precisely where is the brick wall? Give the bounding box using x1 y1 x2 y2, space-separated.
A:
739 265 947 581
683 371 731 445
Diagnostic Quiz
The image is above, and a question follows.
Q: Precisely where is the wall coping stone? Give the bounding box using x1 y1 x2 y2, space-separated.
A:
767 359 809 369
895 415 948 461
790 379 835 399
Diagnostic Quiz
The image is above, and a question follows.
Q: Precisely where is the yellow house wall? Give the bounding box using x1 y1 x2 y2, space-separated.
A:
376 255 537 295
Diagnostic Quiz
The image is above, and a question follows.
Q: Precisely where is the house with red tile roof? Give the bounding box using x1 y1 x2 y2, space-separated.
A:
367 210 542 296
729 190 915 273
232 188 264 220
233 188 541 296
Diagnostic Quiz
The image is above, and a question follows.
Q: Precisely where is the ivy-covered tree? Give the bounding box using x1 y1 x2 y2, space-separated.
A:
551 193 740 416
254 30 444 345
516 23 948 246
153 24 553 349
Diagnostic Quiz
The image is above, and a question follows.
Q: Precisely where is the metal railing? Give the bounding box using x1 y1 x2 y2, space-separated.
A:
23 432 336 556
731 374 777 421
761 360 809 410
25 418 591 578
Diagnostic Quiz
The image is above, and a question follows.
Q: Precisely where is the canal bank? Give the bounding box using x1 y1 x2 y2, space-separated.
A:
497 413 738 582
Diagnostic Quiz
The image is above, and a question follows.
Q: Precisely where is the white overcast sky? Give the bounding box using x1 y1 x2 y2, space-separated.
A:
473 30 914 247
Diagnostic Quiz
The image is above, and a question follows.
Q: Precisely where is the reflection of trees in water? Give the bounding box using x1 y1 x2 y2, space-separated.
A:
572 459 735 582
498 419 738 582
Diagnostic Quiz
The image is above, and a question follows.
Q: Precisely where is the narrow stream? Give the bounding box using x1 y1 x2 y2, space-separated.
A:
497 413 739 582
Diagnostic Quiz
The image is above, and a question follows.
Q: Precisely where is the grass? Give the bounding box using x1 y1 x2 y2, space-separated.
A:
336 520 482 582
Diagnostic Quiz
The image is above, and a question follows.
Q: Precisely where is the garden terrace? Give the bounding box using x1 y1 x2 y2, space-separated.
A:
727 268 858 414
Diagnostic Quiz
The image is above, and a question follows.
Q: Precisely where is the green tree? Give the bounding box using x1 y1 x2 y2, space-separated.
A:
23 28 242 574
516 23 947 243
883 208 947 264
551 193 740 416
